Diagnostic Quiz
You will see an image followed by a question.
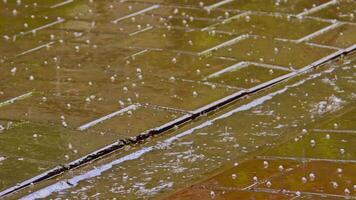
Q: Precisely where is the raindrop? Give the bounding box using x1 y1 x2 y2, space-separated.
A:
278 165 284 171
331 181 338 189
10 67 17 75
62 121 68 127
12 9 18 16
310 139 316 147
192 91 198 98
252 176 258 182
123 87 128 92
309 172 316 181
344 188 350 195
263 161 269 168
169 76 176 82
118 100 125 107
301 177 307 183
3 35 10 40
266 181 272 188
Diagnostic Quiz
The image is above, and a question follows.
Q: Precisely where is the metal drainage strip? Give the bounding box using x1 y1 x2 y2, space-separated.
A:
1 44 355 198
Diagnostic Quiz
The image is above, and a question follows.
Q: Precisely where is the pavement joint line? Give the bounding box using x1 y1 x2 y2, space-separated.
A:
297 0 338 17
127 49 149 59
129 26 153 36
212 30 237 35
215 56 237 61
202 81 245 90
296 22 344 43
204 0 234 11
204 61 293 81
313 129 356 134
345 21 356 26
0 92 33 108
141 103 192 114
306 42 342 50
77 104 141 131
273 37 298 43
248 62 294 72
15 41 56 57
1 32 355 200
254 187 356 199
112 4 160 23
49 27 126 36
13 18 65 38
155 25 201 32
304 16 356 27
147 12 221 22
202 11 250 31
179 78 244 90
304 15 338 23
198 34 248 56
50 0 74 8
205 61 249 79
256 156 356 164
129 46 198 56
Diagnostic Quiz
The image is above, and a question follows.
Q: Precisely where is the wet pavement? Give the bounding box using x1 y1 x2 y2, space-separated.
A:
0 0 355 199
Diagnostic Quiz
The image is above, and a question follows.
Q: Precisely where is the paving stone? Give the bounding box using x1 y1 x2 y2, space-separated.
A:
200 159 299 189
263 131 356 161
0 27 73 59
219 0 331 14
266 161 356 196
80 106 183 137
167 187 293 200
125 0 220 8
308 0 356 23
126 27 236 53
148 6 233 20
0 123 76 190
125 50 237 80
314 106 356 131
211 13 330 40
213 37 336 68
205 63 290 88
310 23 356 48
